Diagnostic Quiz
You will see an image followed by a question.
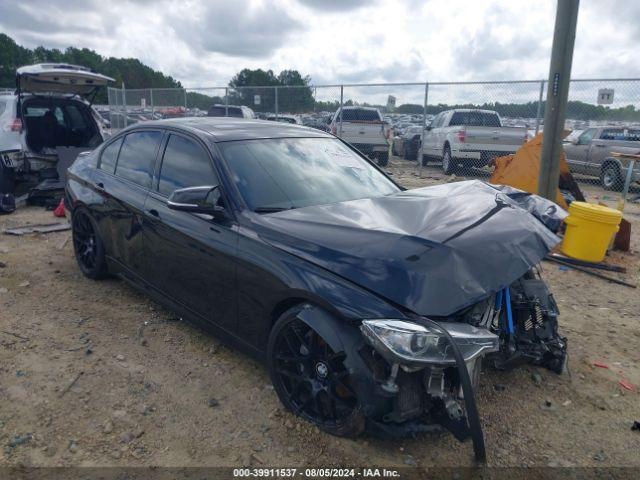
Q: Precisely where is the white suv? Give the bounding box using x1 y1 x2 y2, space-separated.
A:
0 63 113 194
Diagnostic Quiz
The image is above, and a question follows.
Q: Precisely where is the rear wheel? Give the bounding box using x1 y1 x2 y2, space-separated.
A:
376 151 389 167
600 163 623 191
268 307 365 438
442 146 456 174
72 209 108 279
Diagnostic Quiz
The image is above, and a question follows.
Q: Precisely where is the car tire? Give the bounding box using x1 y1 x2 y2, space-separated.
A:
376 152 389 167
268 305 366 438
0 162 15 195
402 148 414 161
600 163 623 191
72 208 109 280
442 146 456 175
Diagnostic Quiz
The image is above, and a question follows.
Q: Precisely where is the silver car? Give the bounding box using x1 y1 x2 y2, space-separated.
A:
0 63 112 194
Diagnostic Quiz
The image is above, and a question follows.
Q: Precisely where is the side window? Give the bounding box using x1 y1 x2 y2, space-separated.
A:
65 105 87 129
0 99 6 116
99 137 122 173
115 131 162 188
578 129 597 145
600 129 621 140
157 134 218 197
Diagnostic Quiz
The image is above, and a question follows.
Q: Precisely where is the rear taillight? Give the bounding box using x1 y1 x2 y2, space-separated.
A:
457 130 465 143
10 118 22 132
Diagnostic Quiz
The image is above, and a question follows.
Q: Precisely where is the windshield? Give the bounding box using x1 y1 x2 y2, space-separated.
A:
218 137 400 211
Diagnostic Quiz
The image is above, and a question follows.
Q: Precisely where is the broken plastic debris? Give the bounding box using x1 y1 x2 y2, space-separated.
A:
593 362 609 369
619 380 634 391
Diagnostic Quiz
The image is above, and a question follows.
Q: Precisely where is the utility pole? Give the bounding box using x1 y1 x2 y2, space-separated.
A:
538 0 580 201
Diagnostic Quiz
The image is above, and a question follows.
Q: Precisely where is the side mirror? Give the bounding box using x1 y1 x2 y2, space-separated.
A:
167 185 225 218
425 125 432 131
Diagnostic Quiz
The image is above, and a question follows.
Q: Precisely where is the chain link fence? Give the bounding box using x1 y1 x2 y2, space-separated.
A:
105 79 640 196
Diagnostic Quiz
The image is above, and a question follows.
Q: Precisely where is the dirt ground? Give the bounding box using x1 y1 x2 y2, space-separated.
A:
1 157 639 469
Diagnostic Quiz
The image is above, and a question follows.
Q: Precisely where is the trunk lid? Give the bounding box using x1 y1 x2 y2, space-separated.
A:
16 64 114 97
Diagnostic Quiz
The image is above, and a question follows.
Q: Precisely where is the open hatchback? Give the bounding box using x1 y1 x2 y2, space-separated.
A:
0 63 113 200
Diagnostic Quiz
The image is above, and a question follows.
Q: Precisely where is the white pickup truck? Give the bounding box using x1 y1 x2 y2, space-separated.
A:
330 107 390 166
422 109 528 174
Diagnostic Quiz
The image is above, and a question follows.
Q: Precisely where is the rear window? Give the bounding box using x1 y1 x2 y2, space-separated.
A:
208 106 243 117
115 131 162 188
449 111 501 127
339 108 381 122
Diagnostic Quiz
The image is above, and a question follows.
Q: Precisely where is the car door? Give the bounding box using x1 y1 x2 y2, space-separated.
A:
564 128 597 174
94 129 162 274
423 113 440 157
586 128 623 176
142 131 238 333
435 112 451 157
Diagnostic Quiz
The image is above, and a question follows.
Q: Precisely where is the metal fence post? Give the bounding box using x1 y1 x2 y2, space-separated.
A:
275 86 279 120
224 87 228 116
183 89 188 117
150 89 154 119
122 83 127 128
418 82 429 176
535 80 545 135
339 85 344 138
538 0 580 201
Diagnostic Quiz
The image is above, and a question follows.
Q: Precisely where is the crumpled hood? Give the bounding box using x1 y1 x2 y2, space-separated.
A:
253 180 566 316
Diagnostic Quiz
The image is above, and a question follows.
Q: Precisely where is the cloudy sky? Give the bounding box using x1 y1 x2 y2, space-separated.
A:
0 0 638 105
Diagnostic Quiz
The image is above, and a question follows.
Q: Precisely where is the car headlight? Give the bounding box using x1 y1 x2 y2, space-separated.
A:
360 319 499 366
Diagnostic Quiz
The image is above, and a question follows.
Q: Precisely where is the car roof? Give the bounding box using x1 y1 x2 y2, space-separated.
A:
341 106 378 111
447 109 498 114
122 117 333 142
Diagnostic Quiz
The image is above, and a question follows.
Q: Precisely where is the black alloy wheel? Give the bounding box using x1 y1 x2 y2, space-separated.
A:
268 309 365 437
72 209 107 279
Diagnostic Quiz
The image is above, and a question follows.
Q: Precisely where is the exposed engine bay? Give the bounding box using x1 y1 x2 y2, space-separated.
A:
354 269 566 461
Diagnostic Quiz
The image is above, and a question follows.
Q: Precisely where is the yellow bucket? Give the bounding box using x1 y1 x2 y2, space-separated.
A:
561 202 622 262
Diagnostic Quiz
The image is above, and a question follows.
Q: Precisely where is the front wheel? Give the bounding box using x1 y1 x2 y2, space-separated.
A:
72 208 108 279
268 307 365 438
600 163 623 191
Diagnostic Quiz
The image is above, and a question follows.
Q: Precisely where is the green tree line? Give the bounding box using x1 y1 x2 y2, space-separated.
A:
2 33 639 121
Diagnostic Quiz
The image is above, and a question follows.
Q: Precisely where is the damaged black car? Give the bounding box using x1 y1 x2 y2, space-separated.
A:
65 118 567 461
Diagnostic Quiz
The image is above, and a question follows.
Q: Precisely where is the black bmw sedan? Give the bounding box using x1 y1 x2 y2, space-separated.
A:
65 117 567 460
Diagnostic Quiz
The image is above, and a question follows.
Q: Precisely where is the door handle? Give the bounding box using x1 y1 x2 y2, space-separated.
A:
94 182 105 191
594 143 606 147
147 209 159 218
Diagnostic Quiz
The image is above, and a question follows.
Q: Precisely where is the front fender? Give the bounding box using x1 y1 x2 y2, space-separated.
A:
295 304 388 418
